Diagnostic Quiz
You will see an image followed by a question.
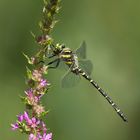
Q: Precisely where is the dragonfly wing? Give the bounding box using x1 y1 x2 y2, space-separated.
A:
57 60 68 70
61 68 81 88
79 59 93 76
75 41 87 59
46 59 68 70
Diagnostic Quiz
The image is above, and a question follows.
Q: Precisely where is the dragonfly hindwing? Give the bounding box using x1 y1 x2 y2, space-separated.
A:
76 41 87 59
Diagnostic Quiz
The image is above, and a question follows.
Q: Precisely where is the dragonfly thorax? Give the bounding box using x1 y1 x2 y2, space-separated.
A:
59 47 79 68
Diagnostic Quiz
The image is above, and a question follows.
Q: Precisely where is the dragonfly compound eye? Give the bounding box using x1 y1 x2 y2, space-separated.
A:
56 43 65 51
61 44 65 49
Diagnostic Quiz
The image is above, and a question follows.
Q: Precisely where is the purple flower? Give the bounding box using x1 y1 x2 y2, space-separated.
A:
11 112 45 132
40 79 47 87
23 112 40 128
11 123 19 130
37 79 47 90
23 111 30 122
29 133 39 140
32 70 42 81
25 89 33 96
40 133 52 140
41 121 47 133
30 117 40 128
33 104 45 117
17 114 24 122
25 89 39 105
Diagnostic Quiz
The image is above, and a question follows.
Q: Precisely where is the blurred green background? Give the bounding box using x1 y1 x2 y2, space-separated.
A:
0 0 140 139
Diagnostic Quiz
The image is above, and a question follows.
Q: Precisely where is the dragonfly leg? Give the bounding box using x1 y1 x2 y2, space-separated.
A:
47 58 60 69
47 53 56 58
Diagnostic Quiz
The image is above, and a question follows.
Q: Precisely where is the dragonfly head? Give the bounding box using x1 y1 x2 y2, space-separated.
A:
55 43 65 53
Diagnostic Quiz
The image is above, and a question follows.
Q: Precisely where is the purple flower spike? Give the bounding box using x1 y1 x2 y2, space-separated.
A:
11 0 58 139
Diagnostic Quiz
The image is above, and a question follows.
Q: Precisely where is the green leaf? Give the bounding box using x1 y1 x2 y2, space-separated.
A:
26 66 32 79
30 31 36 39
41 110 50 117
19 95 26 102
23 53 33 64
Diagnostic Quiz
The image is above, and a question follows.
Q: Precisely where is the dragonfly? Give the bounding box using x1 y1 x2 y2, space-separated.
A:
46 41 128 122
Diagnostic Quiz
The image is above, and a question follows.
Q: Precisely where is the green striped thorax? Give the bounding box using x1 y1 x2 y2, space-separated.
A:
53 44 78 68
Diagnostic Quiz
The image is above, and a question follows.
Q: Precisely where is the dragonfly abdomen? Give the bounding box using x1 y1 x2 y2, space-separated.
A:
77 68 128 122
